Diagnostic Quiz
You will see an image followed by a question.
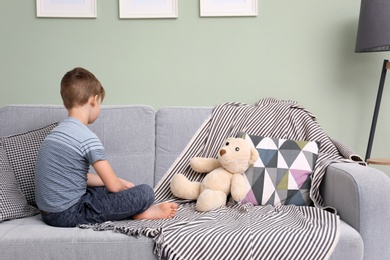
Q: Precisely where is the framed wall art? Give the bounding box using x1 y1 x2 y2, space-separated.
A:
36 0 97 18
119 0 178 19
200 0 258 17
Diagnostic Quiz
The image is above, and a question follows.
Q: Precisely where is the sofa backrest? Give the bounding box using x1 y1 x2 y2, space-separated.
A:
0 104 214 188
0 105 156 187
0 105 68 136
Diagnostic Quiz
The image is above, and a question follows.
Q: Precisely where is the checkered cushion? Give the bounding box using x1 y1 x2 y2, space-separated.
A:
0 140 39 222
2 123 58 206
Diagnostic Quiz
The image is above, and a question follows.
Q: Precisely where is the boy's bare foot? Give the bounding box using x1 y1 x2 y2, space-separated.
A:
133 202 178 220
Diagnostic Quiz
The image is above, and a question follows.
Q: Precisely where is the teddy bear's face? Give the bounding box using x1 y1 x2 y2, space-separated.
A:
217 137 258 174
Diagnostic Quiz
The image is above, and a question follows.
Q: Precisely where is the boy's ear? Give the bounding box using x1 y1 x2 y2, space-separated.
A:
90 95 99 106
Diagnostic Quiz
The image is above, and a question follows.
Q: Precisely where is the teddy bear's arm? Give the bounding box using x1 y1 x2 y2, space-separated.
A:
230 174 247 202
190 157 221 173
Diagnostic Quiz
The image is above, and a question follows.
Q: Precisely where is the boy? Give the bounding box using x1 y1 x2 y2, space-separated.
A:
35 67 177 227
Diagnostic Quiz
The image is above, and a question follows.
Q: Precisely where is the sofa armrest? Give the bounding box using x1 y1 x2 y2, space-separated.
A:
320 162 390 259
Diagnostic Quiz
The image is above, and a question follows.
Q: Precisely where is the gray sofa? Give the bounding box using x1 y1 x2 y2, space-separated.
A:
0 104 389 260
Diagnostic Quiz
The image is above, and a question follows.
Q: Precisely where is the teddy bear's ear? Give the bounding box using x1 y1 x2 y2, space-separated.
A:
249 146 259 165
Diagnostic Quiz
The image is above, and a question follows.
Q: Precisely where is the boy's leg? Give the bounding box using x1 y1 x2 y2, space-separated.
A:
41 184 177 227
80 184 155 224
41 185 155 227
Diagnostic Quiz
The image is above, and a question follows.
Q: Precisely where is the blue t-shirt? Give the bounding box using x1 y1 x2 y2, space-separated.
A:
35 117 106 212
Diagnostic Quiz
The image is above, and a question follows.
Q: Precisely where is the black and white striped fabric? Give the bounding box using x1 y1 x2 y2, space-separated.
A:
154 98 363 209
86 202 339 260
82 98 363 259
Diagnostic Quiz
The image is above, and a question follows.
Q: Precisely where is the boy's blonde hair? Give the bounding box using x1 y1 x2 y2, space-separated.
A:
60 67 105 109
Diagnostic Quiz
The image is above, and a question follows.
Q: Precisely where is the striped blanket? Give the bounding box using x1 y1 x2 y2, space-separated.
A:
82 98 364 260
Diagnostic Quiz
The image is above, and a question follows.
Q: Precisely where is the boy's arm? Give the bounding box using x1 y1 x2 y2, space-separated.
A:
87 173 105 186
91 160 134 192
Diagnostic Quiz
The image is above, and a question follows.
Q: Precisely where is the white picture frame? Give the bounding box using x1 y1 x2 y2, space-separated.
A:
119 0 178 19
36 0 97 18
200 0 258 17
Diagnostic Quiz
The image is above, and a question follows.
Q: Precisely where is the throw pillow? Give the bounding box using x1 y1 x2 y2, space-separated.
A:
2 122 59 206
0 140 39 222
236 132 320 206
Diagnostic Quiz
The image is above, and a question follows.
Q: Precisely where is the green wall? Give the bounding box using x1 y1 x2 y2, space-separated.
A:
1 1 389 174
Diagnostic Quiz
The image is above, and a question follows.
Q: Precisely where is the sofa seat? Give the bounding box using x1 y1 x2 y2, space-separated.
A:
0 214 362 260
0 215 156 260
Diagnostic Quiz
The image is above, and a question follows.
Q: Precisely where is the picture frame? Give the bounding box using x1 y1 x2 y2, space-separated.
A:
36 0 97 18
119 0 178 19
200 0 258 17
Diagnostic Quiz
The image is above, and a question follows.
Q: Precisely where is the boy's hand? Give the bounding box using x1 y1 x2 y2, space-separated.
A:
120 178 135 189
93 160 130 192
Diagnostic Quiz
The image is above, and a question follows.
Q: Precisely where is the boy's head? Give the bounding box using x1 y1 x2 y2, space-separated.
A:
60 67 105 110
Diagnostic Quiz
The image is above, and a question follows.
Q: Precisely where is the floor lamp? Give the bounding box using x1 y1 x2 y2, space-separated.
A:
355 0 390 162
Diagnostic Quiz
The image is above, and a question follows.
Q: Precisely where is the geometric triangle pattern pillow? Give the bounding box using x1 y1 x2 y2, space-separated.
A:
236 132 320 206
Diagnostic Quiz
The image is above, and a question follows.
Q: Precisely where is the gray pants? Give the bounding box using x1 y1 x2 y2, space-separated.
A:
40 184 155 227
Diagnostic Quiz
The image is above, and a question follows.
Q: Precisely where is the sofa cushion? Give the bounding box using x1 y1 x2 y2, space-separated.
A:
0 105 157 188
237 132 319 206
87 106 156 187
0 140 39 222
1 123 58 206
0 215 157 260
155 107 212 186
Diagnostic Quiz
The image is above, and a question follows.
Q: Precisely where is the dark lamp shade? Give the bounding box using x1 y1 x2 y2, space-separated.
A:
355 0 390 53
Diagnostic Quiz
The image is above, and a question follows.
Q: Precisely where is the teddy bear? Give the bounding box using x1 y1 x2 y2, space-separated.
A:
170 137 259 212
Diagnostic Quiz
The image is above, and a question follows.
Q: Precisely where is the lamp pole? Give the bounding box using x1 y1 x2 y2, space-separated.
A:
365 60 389 161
